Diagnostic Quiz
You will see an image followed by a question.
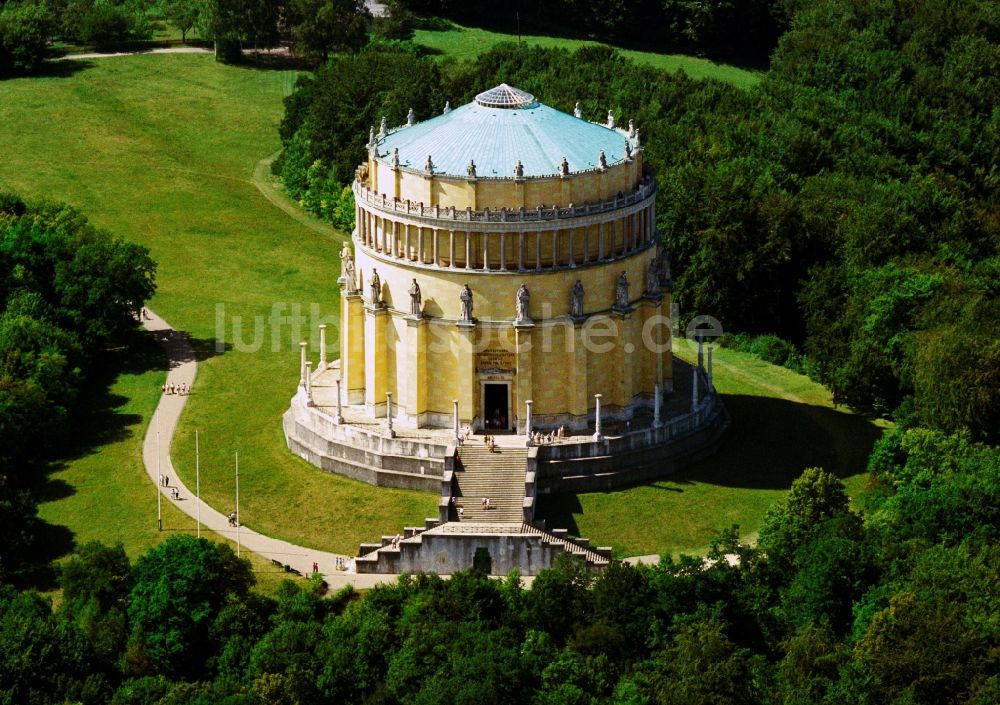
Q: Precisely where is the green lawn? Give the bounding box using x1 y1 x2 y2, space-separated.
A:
0 54 435 561
412 20 762 89
537 339 887 558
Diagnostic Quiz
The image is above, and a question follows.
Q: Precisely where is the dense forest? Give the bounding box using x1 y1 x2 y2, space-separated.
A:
2 0 999 703
0 193 156 582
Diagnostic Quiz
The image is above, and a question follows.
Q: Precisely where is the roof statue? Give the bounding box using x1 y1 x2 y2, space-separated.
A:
606 110 615 129
467 159 477 178
378 116 387 138
514 160 524 178
625 140 632 160
425 155 433 173
443 101 451 114
407 107 415 126
573 101 582 118
628 119 635 138
598 150 607 170
368 125 376 149
391 147 400 168
560 156 570 176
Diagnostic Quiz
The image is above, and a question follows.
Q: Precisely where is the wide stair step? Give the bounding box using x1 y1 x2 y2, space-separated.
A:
452 444 527 523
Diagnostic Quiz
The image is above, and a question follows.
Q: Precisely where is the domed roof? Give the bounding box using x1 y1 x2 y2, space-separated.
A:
377 85 637 179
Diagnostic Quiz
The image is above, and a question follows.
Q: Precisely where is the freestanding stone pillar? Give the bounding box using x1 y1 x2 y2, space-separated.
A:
707 346 714 391
691 367 699 410
299 341 308 387
334 378 344 424
653 383 662 428
697 335 704 370
386 392 395 437
453 399 460 442
304 361 314 405
319 324 327 369
525 400 533 445
593 393 604 442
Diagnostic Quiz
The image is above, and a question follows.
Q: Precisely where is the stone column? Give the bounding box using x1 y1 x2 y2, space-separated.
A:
449 230 456 268
518 232 525 270
524 399 533 445
465 231 472 269
299 341 308 387
583 226 590 264
404 222 411 259
515 323 534 440
653 382 662 428
500 232 507 271
304 361 313 405
598 222 605 260
551 231 558 267
386 392 395 437
535 232 542 271
707 345 714 391
453 399 460 442
334 378 344 424
569 228 575 267
364 306 388 416
456 323 476 426
404 316 427 428
691 367 699 410
593 393 604 442
418 226 425 263
341 292 366 405
483 231 489 271
433 228 439 265
318 324 327 370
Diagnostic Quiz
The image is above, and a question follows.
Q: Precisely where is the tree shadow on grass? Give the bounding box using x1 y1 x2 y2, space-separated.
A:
536 392 885 537
18 326 231 589
5 58 95 81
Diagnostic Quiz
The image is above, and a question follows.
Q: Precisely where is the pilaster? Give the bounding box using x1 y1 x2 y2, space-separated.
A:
404 316 428 424
455 322 477 424
342 292 366 404
569 322 589 422
514 322 534 424
364 304 389 416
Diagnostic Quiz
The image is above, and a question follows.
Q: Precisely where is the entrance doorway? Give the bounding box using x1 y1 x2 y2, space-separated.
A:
483 383 510 431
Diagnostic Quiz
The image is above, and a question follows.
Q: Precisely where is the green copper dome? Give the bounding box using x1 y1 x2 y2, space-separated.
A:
377 84 637 179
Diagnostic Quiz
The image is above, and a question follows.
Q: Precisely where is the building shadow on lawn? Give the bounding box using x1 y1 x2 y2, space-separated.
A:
536 392 884 536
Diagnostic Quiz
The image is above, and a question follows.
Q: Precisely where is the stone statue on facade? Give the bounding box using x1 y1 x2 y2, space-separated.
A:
514 160 524 178
340 242 356 293
606 110 615 129
646 257 660 296
370 269 382 306
378 116 387 137
467 159 477 178
560 156 570 176
407 107 415 126
460 284 474 322
391 148 400 168
571 280 585 319
515 283 530 322
424 155 433 173
368 126 376 150
615 271 630 311
574 101 582 118
409 278 422 316
598 151 607 170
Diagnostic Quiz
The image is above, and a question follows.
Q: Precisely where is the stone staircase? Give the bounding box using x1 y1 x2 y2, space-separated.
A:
355 521 612 574
451 444 527 523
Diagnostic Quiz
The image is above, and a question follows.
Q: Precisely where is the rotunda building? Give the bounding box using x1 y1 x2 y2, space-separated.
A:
338 84 672 433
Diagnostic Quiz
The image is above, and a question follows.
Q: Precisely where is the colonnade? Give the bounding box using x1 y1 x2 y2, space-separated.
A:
354 194 657 272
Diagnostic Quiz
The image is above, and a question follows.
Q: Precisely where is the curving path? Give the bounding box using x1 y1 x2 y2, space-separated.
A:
140 309 394 589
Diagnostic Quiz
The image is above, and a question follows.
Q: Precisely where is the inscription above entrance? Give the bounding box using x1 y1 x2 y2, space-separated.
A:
476 348 515 372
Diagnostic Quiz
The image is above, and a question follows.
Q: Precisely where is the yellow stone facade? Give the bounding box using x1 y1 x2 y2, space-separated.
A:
338 94 672 432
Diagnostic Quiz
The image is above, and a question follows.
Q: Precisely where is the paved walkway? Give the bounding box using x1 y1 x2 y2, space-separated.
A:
52 46 212 61
141 310 396 590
